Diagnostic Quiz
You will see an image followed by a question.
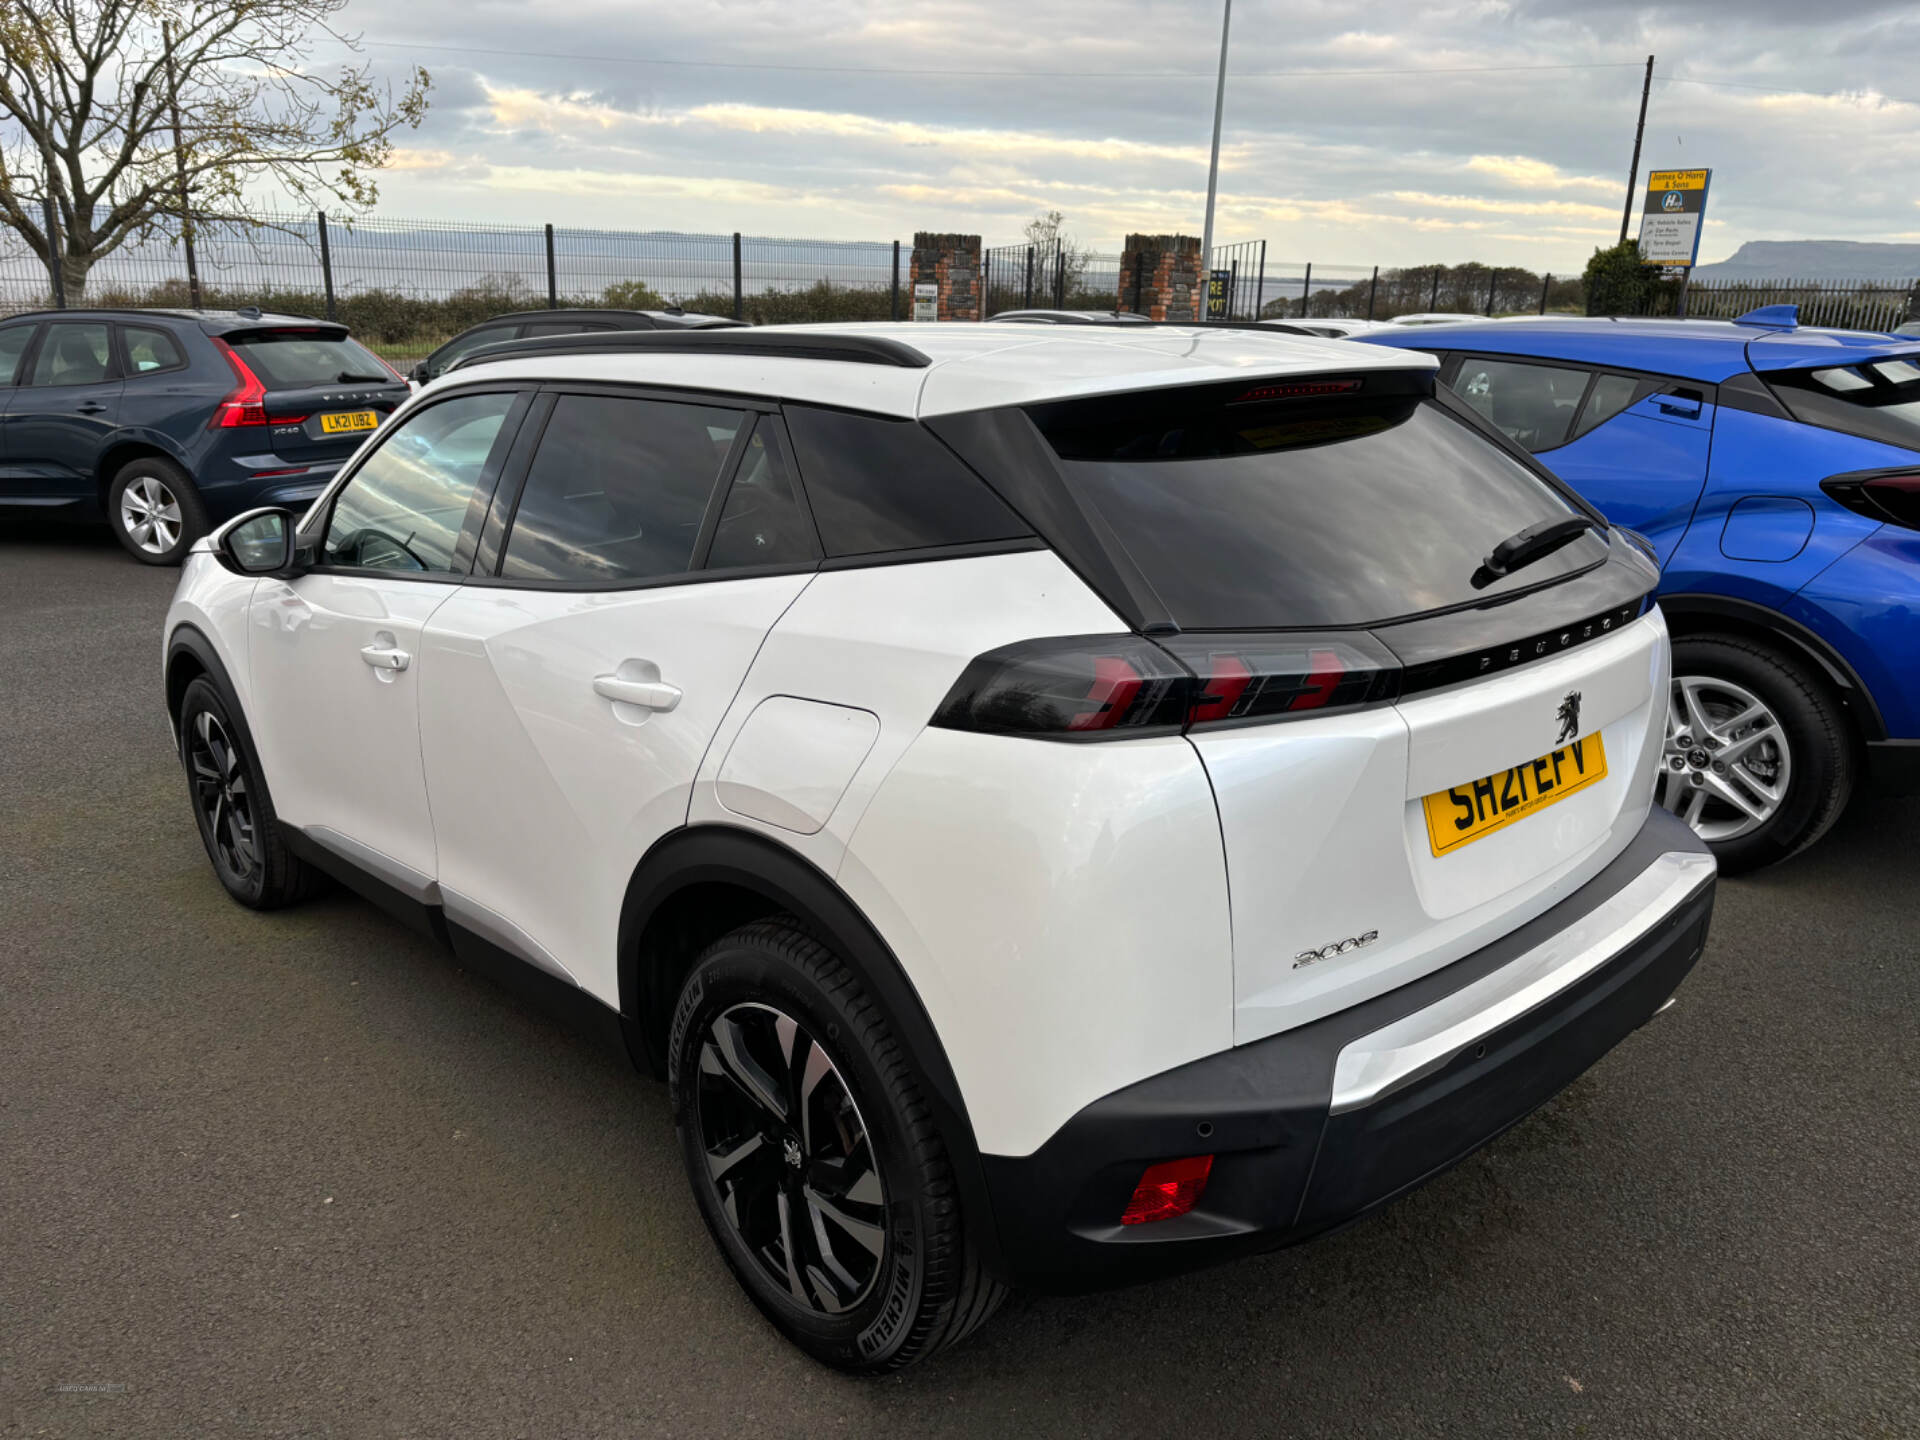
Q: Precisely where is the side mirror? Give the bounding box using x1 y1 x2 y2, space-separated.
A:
410 360 430 384
219 508 298 575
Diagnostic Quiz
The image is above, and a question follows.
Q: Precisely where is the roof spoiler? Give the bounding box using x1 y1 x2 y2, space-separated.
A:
1734 304 1799 330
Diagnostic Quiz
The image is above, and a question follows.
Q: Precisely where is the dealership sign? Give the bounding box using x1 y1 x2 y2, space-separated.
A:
1638 169 1712 268
1206 268 1231 320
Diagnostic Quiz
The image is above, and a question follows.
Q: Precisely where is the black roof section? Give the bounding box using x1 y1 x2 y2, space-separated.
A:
449 328 933 372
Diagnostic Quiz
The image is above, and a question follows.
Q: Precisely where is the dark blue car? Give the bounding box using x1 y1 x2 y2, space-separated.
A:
0 308 409 564
1360 310 1920 870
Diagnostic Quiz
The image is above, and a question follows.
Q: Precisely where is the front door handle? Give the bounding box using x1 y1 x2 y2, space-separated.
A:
593 673 681 712
360 644 411 672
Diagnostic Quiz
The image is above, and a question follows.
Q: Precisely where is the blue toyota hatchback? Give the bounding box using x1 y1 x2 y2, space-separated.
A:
0 308 408 565
1361 310 1920 870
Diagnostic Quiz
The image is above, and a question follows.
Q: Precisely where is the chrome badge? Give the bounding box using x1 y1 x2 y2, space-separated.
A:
1557 690 1583 745
1294 930 1379 969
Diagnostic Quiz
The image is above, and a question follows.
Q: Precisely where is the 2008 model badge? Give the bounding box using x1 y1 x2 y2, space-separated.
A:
1294 930 1379 969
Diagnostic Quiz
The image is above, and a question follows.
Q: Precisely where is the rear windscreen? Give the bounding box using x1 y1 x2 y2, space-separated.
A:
1765 355 1920 453
1034 390 1606 629
227 331 392 388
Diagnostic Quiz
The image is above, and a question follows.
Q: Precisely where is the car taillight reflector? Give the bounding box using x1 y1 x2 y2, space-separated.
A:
1822 470 1920 532
209 341 270 427
1120 1155 1213 1225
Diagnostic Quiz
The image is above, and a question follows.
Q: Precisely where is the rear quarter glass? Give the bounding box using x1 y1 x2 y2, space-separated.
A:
1033 389 1607 630
1766 354 1920 453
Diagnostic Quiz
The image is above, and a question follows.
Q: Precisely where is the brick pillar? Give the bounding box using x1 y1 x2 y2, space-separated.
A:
909 232 982 321
1118 234 1203 321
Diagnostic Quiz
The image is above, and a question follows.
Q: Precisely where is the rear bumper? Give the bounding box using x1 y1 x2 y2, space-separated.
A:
978 806 1715 1293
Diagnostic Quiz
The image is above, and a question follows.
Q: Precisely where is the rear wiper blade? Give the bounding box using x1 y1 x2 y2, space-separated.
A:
1472 515 1601 590
336 371 392 383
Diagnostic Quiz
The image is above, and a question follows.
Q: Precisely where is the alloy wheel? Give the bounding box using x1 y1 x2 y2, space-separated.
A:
1658 674 1791 842
187 710 260 881
694 1001 888 1315
120 476 183 555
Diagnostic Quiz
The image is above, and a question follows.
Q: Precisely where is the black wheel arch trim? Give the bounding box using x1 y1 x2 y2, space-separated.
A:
617 822 1007 1277
1657 592 1885 741
165 623 253 751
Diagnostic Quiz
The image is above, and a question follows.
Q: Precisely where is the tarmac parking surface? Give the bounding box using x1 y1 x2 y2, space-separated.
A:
3 523 1915 1438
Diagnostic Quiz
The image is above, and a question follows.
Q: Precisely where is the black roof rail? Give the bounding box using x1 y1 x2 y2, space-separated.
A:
450 328 932 372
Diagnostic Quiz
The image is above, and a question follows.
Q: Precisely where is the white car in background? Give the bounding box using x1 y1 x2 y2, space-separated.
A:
162 322 1716 1371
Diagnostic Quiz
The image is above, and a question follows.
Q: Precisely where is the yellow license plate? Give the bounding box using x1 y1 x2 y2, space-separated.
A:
320 410 379 434
1422 733 1608 857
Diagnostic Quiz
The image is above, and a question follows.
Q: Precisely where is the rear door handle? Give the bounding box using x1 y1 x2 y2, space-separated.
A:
76 401 107 415
360 644 411 672
593 674 681 711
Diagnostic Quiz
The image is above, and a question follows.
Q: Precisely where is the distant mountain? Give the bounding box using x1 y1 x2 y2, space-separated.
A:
1693 241 1920 281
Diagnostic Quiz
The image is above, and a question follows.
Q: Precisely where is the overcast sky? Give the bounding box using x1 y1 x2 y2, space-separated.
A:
326 0 1920 270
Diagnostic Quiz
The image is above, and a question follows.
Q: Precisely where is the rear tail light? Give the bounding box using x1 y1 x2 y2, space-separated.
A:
1158 634 1400 726
209 340 308 428
1120 1155 1214 1225
932 634 1400 740
210 341 268 427
933 636 1191 738
1822 470 1920 532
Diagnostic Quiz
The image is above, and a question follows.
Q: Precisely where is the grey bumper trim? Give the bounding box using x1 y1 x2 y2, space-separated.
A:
1329 849 1715 1115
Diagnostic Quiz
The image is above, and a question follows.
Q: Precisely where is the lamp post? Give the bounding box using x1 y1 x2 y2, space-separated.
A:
1199 0 1232 265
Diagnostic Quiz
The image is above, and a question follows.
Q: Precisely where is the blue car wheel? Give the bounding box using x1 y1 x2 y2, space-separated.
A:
1662 635 1854 871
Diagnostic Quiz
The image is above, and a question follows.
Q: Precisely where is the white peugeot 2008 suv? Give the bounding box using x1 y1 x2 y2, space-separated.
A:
163 323 1716 1371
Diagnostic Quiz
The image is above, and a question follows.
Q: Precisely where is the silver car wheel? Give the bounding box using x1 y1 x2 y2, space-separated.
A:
119 475 183 555
1658 674 1792 842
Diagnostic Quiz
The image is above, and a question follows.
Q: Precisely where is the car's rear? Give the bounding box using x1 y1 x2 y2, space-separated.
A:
190 318 410 519
831 334 1717 1291
1744 333 1920 765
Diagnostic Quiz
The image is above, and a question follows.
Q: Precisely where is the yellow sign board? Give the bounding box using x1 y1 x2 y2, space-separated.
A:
1646 169 1709 191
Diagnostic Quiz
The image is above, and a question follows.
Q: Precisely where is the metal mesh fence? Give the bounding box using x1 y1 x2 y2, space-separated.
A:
9 207 1913 363
982 244 1122 316
1644 277 1917 330
0 211 911 362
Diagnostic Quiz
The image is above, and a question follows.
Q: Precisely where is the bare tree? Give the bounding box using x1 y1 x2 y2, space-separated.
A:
1022 209 1089 299
0 0 429 299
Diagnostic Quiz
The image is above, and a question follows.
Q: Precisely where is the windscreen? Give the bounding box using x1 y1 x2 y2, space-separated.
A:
1034 388 1605 630
226 330 394 387
1766 354 1920 453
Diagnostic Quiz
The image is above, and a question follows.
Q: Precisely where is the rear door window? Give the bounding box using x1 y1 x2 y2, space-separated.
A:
1570 373 1642 439
704 419 820 570
498 394 747 584
1033 388 1605 630
783 406 1032 557
1448 357 1591 451
29 322 113 386
226 330 391 387
1766 355 1920 452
